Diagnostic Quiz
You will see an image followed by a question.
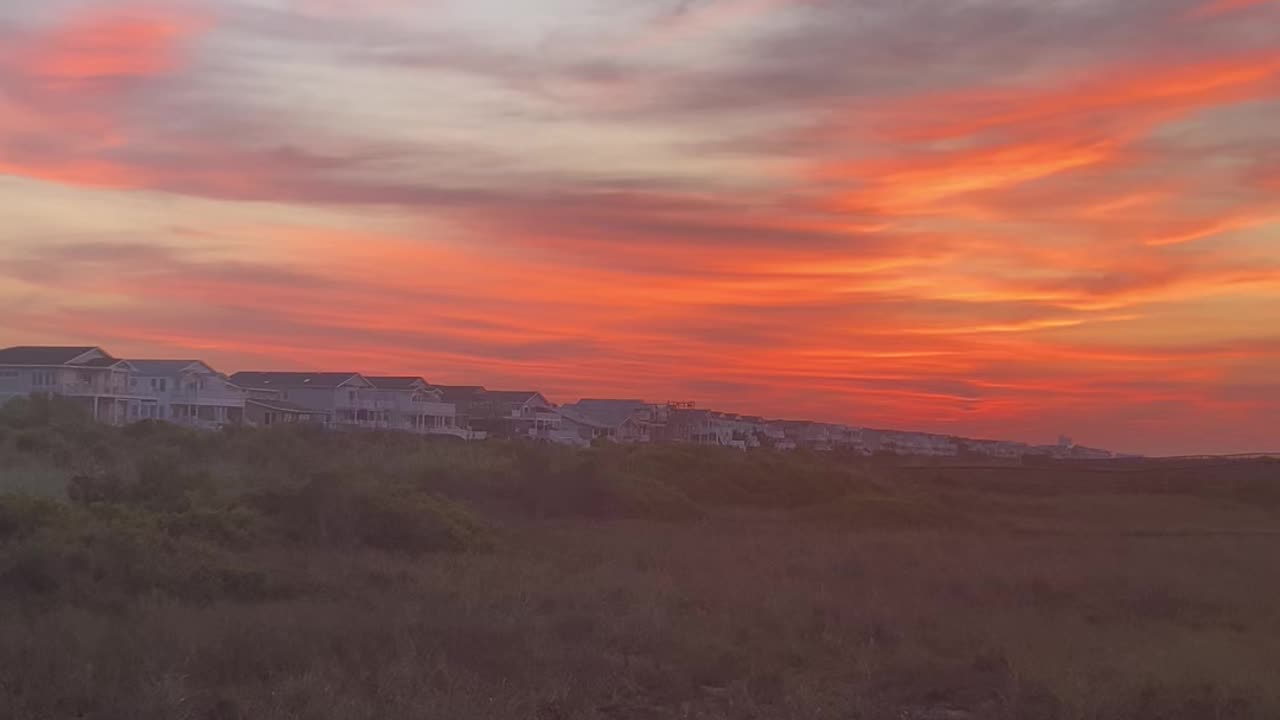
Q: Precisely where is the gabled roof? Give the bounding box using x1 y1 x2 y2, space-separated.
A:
367 376 429 391
485 390 546 405
435 385 487 405
230 371 370 390
556 407 610 429
0 346 109 366
560 399 649 429
127 360 217 378
82 357 131 368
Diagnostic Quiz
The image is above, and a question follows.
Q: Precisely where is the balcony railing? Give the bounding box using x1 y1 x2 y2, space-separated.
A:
413 402 455 416
170 389 246 405
431 427 486 441
336 398 385 411
59 381 148 398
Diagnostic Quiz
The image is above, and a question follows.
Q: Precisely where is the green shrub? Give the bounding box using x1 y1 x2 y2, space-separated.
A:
66 473 131 505
245 472 492 554
160 505 260 546
605 471 704 522
0 503 290 605
355 491 493 553
0 495 70 542
14 429 54 454
1 394 95 431
801 493 972 531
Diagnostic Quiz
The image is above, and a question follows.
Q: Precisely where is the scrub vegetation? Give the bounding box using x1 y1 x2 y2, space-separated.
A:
3 396 1279 720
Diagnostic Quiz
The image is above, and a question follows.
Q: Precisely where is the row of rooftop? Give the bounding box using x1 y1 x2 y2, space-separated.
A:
0 345 1118 459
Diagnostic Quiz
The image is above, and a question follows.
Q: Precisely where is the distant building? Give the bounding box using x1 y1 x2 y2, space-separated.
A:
485 390 559 439
666 407 745 448
434 385 488 433
127 359 246 428
230 372 381 430
555 399 657 445
365 376 465 438
0 346 156 424
243 397 330 427
0 342 1123 457
436 386 557 439
862 428 960 457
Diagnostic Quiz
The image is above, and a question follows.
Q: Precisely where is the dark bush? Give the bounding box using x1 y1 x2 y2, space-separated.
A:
1123 682 1257 720
67 473 131 505
245 472 491 554
14 430 54 454
0 505 291 606
0 394 93 430
0 495 70 542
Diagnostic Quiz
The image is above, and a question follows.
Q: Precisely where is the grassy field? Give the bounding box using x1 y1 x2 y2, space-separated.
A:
2 396 1279 720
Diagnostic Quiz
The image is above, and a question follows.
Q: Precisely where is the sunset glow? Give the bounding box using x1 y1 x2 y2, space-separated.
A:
2 0 1278 455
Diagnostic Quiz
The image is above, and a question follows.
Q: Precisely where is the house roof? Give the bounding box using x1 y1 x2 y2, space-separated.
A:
367 376 429 391
0 346 107 366
556 407 610 429
230 372 368 390
434 385 487 405
246 397 332 415
484 390 545 404
127 360 215 378
560 399 648 429
81 357 128 368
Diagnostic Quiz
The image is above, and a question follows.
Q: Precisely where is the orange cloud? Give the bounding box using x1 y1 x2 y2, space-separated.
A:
1 0 1277 455
1144 209 1280 246
875 50 1280 143
820 137 1122 214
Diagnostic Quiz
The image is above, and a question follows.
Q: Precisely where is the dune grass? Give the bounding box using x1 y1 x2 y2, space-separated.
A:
2 396 1279 719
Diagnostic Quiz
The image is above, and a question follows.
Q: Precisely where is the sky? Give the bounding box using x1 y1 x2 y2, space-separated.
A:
0 0 1278 455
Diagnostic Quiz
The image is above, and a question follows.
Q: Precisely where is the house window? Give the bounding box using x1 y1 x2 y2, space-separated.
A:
349 390 357 404
0 370 17 380
33 371 56 386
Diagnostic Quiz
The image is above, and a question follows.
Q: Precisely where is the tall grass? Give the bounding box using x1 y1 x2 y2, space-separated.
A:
2 397 1279 719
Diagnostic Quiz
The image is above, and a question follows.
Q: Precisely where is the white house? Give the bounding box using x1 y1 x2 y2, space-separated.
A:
555 399 656 445
127 359 246 428
864 429 960 457
365 376 468 438
476 390 560 439
230 372 382 430
243 397 331 427
0 346 156 424
666 408 747 449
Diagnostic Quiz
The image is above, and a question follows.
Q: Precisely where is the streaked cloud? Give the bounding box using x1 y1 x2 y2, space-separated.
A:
0 0 1277 455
